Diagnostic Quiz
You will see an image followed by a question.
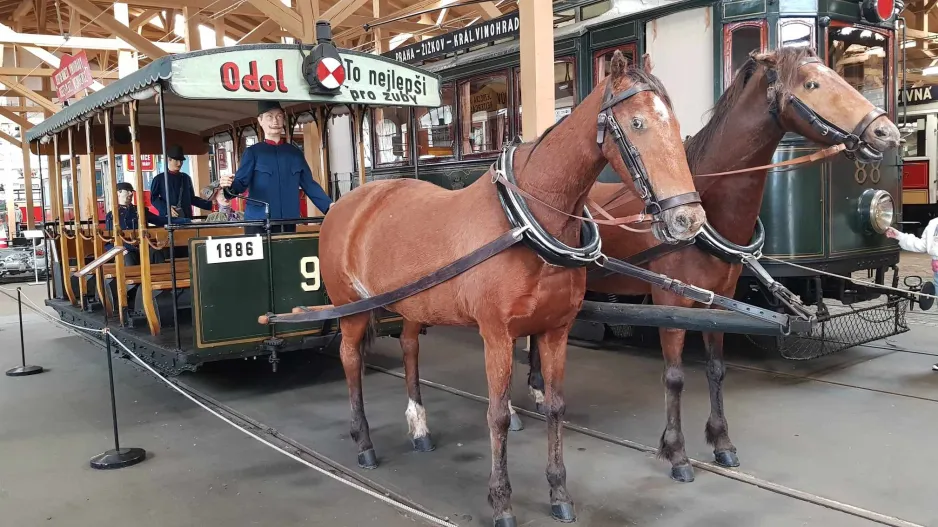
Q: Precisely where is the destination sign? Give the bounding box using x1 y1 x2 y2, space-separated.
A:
899 85 938 106
169 47 442 108
383 11 520 64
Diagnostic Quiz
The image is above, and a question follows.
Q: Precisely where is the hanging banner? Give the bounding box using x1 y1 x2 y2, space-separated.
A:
125 154 155 172
52 51 93 101
383 11 521 64
169 46 442 108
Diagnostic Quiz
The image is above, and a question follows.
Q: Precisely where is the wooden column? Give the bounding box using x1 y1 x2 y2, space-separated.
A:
317 109 331 197
104 111 128 322
21 137 34 229
302 121 325 216
519 0 555 352
114 3 138 75
84 121 108 313
53 134 76 305
3 153 15 236
130 101 160 335
355 106 367 190
67 128 88 305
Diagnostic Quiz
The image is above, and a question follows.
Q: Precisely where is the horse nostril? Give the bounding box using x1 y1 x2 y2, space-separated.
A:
874 126 888 138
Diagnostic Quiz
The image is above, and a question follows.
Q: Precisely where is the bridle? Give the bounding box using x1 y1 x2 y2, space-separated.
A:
764 56 886 161
596 79 702 222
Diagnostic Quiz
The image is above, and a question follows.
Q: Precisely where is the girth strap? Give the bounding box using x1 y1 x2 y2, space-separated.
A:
260 227 528 325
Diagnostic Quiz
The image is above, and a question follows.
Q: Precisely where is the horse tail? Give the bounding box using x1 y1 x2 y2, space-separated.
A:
360 309 378 357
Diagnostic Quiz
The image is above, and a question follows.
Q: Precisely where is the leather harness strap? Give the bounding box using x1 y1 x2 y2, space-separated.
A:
260 227 529 324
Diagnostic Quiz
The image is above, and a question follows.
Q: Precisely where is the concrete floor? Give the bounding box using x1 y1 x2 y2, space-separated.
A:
1 278 937 527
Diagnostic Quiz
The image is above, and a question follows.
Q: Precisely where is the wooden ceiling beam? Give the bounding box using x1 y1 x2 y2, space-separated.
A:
237 19 279 44
0 106 32 129
12 0 33 19
0 75 60 113
477 2 502 20
129 8 162 31
0 67 117 79
0 128 22 148
296 0 320 41
61 0 169 59
244 0 304 38
321 0 371 26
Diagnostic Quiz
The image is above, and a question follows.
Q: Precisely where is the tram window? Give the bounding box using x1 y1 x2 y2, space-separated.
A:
515 58 577 139
458 72 510 157
415 83 455 161
581 0 612 20
828 25 890 112
724 21 767 87
779 19 814 48
593 44 637 86
901 118 926 158
373 107 411 166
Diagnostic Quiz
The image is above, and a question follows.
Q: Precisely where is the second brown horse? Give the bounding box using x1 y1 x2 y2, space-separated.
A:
526 46 900 482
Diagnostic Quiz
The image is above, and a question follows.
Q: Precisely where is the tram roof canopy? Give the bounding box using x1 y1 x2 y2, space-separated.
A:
26 44 442 143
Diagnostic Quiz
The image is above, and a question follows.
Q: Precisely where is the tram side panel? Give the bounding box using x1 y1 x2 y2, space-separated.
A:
189 232 402 355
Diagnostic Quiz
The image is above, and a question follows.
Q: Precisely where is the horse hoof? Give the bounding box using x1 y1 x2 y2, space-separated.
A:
509 413 524 432
714 450 739 468
357 449 378 469
535 403 547 416
670 464 695 483
493 514 518 527
412 435 435 452
550 502 577 523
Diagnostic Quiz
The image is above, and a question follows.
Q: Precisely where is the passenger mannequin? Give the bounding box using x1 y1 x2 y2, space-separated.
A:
104 181 179 266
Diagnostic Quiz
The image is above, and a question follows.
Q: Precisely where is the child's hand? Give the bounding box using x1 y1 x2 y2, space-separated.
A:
885 227 900 239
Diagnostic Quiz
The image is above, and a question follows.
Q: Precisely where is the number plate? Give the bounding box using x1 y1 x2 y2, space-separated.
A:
206 235 264 264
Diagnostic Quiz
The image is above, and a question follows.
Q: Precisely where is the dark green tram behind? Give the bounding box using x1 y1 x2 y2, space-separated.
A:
358 0 903 326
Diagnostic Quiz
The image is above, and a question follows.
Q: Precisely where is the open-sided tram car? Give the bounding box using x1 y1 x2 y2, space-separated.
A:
28 27 442 374
352 0 909 357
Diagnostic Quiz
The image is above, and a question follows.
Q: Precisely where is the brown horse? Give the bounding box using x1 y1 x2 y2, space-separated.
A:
525 46 901 483
317 52 705 526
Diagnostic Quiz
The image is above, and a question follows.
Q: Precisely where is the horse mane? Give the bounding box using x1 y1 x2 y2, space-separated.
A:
527 65 673 158
685 46 818 170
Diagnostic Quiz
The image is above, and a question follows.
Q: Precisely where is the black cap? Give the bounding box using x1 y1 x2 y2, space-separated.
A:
116 181 134 192
258 100 283 116
167 144 185 161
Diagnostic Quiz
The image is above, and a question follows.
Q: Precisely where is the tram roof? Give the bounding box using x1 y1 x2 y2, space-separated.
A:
26 43 442 144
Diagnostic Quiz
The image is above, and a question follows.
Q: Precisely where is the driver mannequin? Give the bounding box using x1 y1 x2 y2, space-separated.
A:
219 101 332 235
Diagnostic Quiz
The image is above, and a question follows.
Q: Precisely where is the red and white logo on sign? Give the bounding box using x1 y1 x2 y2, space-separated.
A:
316 57 345 89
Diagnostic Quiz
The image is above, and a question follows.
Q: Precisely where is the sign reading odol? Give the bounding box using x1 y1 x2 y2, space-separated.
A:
169 47 441 108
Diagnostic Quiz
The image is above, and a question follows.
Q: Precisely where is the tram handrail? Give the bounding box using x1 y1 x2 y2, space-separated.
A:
164 217 326 231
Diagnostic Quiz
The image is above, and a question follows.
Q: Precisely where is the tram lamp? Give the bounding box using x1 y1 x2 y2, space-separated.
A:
858 189 895 234
861 0 896 23
302 21 345 96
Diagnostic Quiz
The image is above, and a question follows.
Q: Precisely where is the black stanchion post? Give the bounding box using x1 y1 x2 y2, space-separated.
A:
6 287 44 377
89 329 146 469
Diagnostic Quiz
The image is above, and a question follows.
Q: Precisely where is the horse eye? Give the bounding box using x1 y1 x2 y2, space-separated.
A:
631 117 644 129
804 80 820 90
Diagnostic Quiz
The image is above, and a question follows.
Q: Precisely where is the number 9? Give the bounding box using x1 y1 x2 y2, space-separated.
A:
300 256 321 291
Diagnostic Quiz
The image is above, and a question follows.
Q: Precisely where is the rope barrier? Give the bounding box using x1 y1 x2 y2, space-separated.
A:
0 286 458 527
761 256 938 302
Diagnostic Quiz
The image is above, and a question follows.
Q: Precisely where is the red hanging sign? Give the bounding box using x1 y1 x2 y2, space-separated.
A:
216 146 228 171
125 154 155 172
52 51 93 101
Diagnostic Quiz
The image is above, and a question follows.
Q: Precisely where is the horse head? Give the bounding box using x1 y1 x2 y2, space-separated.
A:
597 50 706 243
749 46 899 163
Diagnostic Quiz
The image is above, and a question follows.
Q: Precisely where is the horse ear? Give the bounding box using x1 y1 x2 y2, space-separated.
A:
750 49 776 67
642 53 653 74
610 50 628 79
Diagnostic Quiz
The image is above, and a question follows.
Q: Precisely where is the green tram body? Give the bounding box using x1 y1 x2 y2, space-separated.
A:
359 0 902 310
29 39 442 373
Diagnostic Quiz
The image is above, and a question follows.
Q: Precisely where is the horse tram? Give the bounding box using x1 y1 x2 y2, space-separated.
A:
22 5 929 527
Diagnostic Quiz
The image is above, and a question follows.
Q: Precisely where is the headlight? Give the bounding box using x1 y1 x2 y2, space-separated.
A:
858 189 894 234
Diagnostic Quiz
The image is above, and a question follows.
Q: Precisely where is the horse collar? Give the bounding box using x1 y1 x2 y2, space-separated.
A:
493 145 603 268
